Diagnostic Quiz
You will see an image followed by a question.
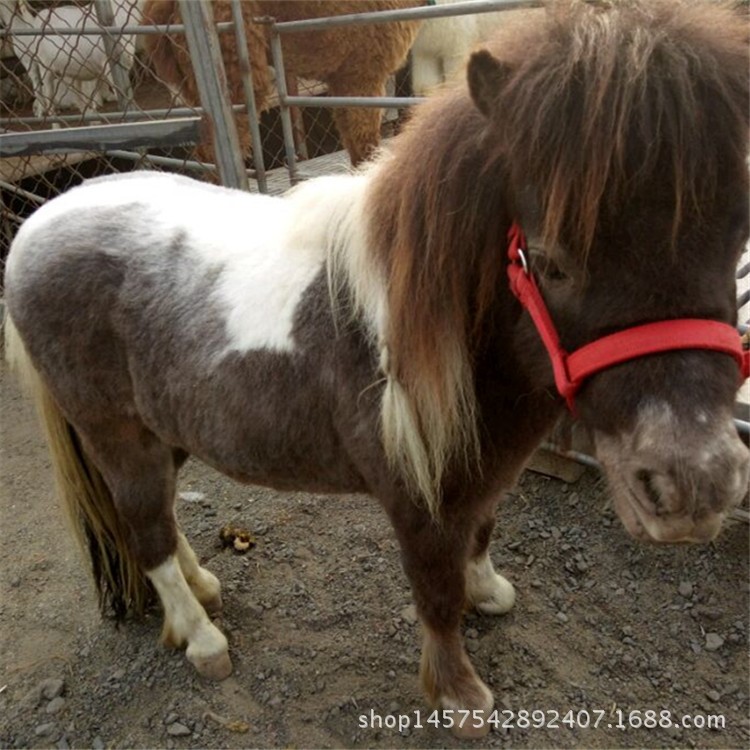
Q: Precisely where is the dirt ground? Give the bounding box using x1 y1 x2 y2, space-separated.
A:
1 352 748 750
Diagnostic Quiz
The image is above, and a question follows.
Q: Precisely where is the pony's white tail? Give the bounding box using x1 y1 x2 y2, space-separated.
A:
4 313 150 618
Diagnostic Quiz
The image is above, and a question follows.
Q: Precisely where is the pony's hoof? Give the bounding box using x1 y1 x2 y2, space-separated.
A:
452 711 492 739
189 649 233 680
187 626 232 680
441 681 494 738
203 593 223 615
474 575 516 615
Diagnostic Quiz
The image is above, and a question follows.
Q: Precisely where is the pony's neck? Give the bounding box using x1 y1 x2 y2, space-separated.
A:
357 91 533 506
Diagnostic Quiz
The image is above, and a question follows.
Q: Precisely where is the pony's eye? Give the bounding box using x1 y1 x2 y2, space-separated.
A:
542 261 568 282
532 254 570 283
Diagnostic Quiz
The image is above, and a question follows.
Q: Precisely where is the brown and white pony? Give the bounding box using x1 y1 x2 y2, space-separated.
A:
4 0 748 738
142 0 422 166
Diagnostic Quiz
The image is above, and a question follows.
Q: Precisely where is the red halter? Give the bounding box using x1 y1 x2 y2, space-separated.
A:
506 221 750 411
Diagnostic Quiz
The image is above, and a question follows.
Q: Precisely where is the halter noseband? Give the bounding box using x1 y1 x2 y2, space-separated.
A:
506 221 750 412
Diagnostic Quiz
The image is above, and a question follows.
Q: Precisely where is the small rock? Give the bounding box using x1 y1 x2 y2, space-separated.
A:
706 690 721 702
678 581 693 598
23 685 44 709
167 722 191 737
40 678 65 700
178 491 205 502
56 735 70 750
665 725 682 739
400 605 418 625
705 633 724 651
700 608 724 622
46 697 66 715
165 713 179 725
35 723 57 737
556 612 569 624
91 736 105 749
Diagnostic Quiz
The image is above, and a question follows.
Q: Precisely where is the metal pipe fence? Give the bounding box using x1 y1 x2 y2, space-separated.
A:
265 0 539 182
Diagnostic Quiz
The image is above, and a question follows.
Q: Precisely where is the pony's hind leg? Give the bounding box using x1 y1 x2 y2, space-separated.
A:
388 502 494 739
175 531 223 614
77 421 231 680
147 555 231 680
465 512 516 615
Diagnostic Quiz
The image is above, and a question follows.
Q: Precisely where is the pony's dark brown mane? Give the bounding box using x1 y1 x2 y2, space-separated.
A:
366 0 749 507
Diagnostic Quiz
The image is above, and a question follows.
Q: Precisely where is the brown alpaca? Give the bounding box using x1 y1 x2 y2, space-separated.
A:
142 0 422 167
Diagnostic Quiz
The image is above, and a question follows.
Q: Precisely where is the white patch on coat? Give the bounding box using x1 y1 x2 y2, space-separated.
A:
633 402 678 453
465 551 516 615
321 166 388 342
175 532 221 607
632 401 744 473
8 171 383 354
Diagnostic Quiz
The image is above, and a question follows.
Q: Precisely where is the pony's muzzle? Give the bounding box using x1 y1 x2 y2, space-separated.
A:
595 409 749 544
624 460 745 543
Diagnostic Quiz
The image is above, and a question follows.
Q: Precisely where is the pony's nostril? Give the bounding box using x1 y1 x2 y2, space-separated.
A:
636 468 664 513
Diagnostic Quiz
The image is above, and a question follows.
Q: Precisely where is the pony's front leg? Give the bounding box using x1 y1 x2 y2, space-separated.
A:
390 505 493 738
465 513 516 615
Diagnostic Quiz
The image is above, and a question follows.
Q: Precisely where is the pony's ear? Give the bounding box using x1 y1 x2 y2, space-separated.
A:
467 49 511 118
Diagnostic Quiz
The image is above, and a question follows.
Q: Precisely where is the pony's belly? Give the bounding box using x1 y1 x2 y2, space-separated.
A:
209 461 368 496
129 343 370 498
172 426 369 497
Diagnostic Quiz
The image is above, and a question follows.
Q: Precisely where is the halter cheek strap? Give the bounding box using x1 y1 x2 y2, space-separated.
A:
506 221 750 412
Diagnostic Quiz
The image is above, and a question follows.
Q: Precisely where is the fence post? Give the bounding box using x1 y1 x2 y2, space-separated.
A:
93 0 133 109
178 0 249 190
268 29 299 184
228 0 267 193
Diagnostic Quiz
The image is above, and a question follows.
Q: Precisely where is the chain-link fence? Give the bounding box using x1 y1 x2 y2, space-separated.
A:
0 0 224 267
0 0 428 272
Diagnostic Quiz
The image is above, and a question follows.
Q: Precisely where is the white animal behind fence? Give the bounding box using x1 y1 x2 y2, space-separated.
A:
0 0 141 121
410 0 511 95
